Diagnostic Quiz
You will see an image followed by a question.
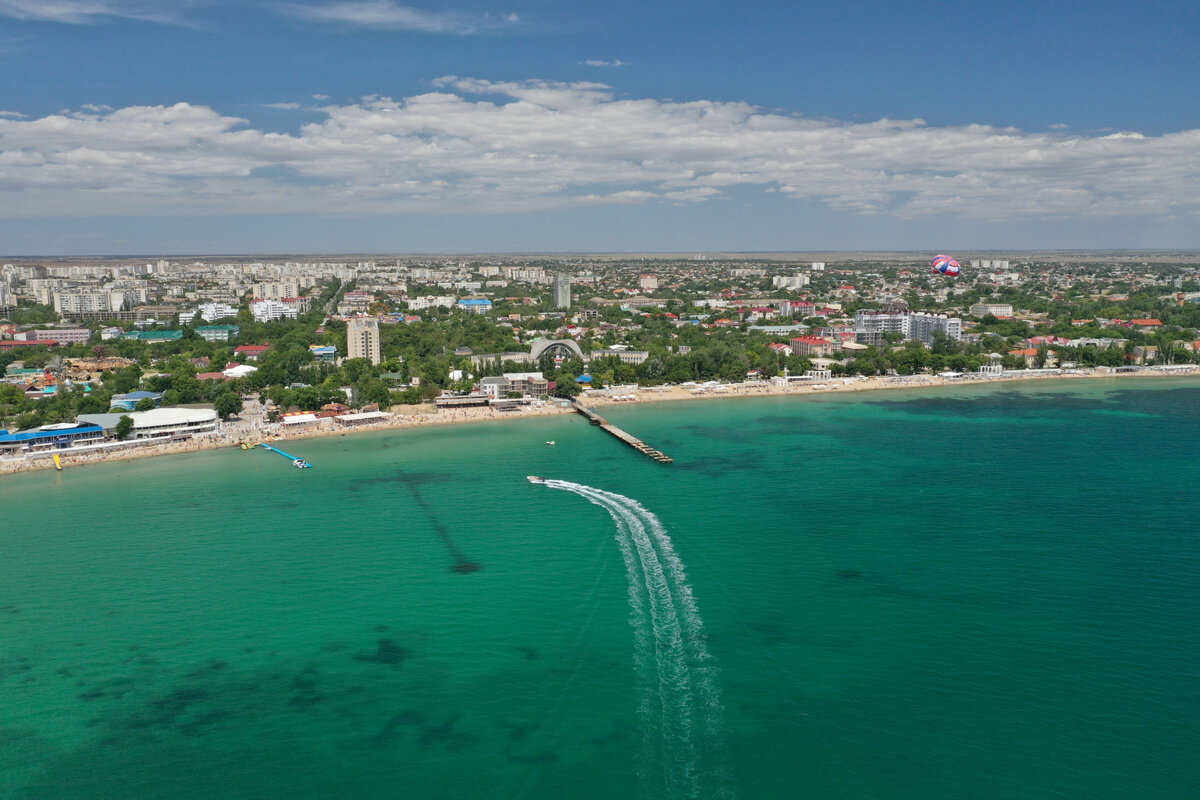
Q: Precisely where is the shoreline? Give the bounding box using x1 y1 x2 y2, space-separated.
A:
2 368 1195 477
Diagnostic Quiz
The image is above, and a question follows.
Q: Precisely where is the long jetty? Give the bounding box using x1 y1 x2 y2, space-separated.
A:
570 400 673 463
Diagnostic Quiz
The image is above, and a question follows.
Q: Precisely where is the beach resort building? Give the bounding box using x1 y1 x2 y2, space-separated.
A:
479 372 550 400
78 408 220 442
790 336 837 356
0 422 107 456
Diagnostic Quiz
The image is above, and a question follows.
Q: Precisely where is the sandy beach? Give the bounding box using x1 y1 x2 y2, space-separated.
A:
2 367 1194 477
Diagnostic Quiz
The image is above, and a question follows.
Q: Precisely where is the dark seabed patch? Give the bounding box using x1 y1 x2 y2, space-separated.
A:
0 657 33 682
677 423 747 442
396 470 483 573
78 677 138 702
289 667 323 710
371 710 475 751
354 639 410 667
673 452 760 477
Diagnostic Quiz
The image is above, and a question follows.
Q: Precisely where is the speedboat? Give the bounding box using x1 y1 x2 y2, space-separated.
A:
293 459 312 469
527 475 546 484
545 440 556 446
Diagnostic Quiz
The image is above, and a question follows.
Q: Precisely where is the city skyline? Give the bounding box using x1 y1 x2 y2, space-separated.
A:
1 0 1198 254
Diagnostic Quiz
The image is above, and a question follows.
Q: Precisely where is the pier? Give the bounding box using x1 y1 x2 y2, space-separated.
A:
257 443 313 468
570 400 673 463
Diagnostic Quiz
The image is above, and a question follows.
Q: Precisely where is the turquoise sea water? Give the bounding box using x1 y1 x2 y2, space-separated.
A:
2 377 1199 799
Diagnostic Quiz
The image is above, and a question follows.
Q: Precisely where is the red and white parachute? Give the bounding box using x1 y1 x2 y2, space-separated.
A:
931 254 961 277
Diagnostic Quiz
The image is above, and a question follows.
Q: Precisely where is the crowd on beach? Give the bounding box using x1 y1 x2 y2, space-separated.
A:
0 368 1191 477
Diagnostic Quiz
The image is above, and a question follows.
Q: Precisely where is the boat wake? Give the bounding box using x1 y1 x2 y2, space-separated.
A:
539 479 731 799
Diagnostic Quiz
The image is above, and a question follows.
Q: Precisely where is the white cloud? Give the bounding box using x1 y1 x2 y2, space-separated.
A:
1 79 1198 223
0 0 184 24
1049 123 1068 130
281 1 519 34
311 93 330 100
584 59 630 68
266 102 303 110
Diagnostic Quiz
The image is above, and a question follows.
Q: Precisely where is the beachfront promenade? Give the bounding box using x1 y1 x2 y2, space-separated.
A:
1 366 1195 476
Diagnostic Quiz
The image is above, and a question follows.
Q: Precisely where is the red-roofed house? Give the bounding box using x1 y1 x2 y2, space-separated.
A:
234 343 270 361
196 371 229 381
1130 318 1163 328
1009 347 1057 367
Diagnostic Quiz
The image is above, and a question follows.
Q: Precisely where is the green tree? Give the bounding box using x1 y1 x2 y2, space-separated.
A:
115 415 134 440
553 376 581 398
134 397 157 412
213 392 244 420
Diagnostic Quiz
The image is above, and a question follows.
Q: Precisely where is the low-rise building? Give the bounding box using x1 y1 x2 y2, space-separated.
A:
16 328 91 344
969 302 1014 317
457 298 493 315
790 336 836 356
122 330 184 343
78 407 220 441
480 372 550 400
309 344 338 362
234 343 270 361
196 324 239 342
0 422 106 456
590 348 649 365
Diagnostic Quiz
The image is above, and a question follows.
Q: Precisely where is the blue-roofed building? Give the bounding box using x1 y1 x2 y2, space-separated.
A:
0 422 106 456
577 374 593 386
308 344 338 362
109 390 163 411
457 298 493 315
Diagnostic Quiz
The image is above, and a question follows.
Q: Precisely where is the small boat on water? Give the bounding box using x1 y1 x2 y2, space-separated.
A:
527 475 546 484
545 440 555 446
293 459 312 469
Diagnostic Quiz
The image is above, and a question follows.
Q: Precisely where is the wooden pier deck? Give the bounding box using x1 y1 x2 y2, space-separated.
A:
570 400 673 463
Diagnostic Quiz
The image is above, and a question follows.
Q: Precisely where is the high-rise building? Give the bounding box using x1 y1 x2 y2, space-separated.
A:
855 310 961 344
347 316 381 365
553 274 571 309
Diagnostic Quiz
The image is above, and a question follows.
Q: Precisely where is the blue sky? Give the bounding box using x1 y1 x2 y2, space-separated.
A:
1 0 1198 254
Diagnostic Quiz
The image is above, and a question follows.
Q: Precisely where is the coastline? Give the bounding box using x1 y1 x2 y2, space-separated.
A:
1 368 1194 477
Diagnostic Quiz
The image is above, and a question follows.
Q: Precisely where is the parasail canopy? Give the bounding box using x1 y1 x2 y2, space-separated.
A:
931 254 961 277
